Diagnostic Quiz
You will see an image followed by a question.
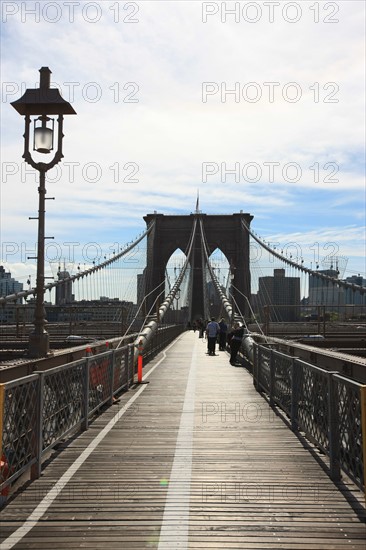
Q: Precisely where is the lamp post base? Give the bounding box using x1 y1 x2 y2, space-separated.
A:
28 330 50 358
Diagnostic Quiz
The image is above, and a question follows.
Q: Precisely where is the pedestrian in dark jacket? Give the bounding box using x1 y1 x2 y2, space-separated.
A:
197 318 204 338
229 322 244 365
206 317 220 356
218 318 228 350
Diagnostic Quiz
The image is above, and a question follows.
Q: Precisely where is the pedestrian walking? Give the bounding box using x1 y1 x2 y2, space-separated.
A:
197 318 204 338
206 317 220 356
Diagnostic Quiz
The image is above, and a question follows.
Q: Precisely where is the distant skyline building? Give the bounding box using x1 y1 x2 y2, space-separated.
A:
257 268 300 322
46 298 136 324
343 275 366 306
55 270 74 305
0 265 23 304
309 269 344 308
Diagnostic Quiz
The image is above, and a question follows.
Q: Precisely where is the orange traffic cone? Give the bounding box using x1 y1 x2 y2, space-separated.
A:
136 340 149 385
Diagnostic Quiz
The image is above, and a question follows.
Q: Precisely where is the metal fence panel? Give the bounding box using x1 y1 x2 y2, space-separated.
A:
113 347 129 394
295 359 330 454
88 351 113 414
334 374 363 488
1 375 39 491
272 350 292 416
257 346 271 393
42 360 86 454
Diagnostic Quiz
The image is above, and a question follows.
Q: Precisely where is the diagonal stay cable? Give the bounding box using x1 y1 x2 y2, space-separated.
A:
132 218 198 356
0 221 155 304
199 218 233 321
242 219 365 294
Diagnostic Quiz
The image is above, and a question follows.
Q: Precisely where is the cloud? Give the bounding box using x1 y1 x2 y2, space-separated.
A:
1 0 365 281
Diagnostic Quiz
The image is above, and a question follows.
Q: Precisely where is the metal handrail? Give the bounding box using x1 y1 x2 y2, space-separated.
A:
253 342 365 492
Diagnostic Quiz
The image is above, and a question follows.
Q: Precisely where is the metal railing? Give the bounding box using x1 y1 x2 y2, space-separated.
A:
142 323 184 363
253 343 366 492
0 325 184 498
250 304 366 338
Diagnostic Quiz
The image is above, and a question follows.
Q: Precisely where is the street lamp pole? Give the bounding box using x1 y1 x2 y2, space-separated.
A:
31 168 47 355
175 289 181 324
230 267 235 321
11 67 76 357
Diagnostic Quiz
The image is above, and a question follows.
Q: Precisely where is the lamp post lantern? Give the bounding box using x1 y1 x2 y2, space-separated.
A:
11 67 76 357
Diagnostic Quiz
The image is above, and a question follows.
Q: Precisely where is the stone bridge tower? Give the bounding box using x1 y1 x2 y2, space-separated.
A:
143 212 253 321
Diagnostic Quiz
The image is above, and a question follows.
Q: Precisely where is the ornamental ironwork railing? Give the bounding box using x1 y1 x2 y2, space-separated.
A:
253 343 365 492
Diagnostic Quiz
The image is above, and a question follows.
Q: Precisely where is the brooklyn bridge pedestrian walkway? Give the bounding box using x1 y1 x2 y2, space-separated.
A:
1 332 365 549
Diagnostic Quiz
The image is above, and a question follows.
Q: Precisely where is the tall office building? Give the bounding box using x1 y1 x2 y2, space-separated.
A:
343 275 366 306
309 269 344 307
344 275 366 306
55 270 73 305
0 266 23 303
257 268 300 321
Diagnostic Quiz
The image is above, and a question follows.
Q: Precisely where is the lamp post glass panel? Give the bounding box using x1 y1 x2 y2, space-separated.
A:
34 116 54 153
11 67 76 357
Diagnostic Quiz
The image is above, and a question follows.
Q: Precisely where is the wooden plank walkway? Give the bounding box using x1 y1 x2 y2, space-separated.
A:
0 331 365 549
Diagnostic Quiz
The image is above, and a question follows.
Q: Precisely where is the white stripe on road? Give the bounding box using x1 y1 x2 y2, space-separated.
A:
0 337 181 550
158 337 197 549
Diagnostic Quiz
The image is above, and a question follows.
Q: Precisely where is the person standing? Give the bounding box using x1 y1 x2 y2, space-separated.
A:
229 322 244 365
218 318 228 350
206 317 220 356
197 318 204 338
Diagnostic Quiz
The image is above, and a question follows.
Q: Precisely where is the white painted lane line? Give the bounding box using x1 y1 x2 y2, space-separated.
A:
0 336 181 550
158 337 197 549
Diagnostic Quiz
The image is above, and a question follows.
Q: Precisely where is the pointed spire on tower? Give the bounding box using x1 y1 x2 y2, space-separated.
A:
195 190 200 213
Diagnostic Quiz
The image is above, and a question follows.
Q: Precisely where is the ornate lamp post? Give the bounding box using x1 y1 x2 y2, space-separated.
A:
11 67 76 357
175 288 181 323
229 267 235 320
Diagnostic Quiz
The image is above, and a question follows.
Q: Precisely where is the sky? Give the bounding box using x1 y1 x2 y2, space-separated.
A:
0 0 365 288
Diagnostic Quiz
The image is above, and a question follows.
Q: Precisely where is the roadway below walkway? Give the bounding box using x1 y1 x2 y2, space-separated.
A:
0 331 365 549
